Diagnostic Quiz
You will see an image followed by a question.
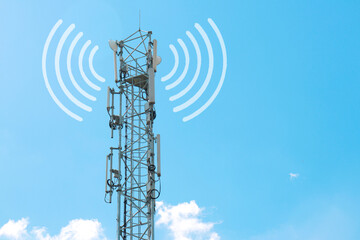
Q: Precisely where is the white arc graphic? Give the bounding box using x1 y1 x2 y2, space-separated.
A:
42 19 83 122
79 40 101 91
55 24 92 112
173 23 214 113
183 18 227 122
161 18 227 122
169 31 201 101
165 39 189 90
42 19 105 122
67 32 96 101
89 46 105 83
161 44 179 82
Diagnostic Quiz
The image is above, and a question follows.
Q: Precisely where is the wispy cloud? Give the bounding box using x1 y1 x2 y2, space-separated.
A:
289 173 299 180
0 218 106 240
156 200 221 240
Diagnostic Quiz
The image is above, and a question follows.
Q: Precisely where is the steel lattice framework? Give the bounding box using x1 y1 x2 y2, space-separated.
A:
105 29 161 240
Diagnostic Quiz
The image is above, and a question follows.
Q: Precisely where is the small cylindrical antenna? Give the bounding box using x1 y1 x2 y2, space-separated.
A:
157 134 161 177
114 51 118 82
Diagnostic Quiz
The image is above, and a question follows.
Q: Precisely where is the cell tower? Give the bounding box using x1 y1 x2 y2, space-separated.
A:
105 28 162 240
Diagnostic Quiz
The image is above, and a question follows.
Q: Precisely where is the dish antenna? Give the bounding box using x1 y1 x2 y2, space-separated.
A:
108 40 118 53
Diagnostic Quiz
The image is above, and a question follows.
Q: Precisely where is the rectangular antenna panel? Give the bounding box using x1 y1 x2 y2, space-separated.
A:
148 68 155 104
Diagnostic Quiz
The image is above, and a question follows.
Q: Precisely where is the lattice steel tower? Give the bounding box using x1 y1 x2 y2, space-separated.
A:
105 28 162 240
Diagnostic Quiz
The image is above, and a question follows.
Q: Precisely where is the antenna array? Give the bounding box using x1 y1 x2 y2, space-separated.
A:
105 29 161 240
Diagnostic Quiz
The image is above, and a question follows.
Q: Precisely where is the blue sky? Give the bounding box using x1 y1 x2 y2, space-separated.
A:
1 0 360 239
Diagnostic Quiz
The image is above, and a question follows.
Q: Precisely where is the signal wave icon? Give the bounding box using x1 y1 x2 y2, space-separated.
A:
161 18 227 122
42 19 105 122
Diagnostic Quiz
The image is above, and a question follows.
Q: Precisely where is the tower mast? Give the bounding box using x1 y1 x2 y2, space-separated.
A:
105 28 161 240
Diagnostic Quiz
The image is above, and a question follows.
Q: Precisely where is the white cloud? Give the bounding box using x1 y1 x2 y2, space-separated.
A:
0 218 106 240
1 201 219 240
0 218 29 240
289 173 299 180
156 200 220 240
